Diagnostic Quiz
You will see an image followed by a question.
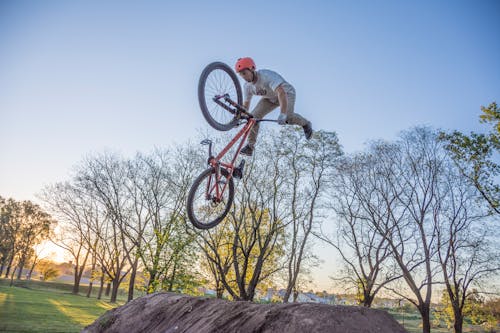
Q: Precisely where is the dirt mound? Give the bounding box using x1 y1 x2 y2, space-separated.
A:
83 292 407 333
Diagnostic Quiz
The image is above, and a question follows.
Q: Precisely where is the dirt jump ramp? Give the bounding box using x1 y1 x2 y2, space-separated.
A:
83 292 407 333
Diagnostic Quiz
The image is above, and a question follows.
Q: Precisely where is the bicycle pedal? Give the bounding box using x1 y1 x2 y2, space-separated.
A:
233 160 246 180
233 168 242 179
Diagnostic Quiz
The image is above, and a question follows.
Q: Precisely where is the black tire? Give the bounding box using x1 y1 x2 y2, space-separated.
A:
186 167 234 229
198 62 242 131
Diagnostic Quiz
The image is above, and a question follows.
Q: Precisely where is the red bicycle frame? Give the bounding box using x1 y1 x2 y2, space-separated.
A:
204 117 256 202
202 94 262 203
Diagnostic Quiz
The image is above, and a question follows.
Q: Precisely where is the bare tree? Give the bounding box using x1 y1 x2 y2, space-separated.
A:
39 182 99 294
127 147 200 295
320 152 401 307
76 153 135 303
368 128 444 333
434 160 500 333
278 129 342 303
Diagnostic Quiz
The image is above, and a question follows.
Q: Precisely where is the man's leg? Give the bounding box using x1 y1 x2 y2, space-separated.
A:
284 93 313 139
246 98 278 148
283 93 309 126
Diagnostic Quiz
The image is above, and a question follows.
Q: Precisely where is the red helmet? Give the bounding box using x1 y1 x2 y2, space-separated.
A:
235 57 256 72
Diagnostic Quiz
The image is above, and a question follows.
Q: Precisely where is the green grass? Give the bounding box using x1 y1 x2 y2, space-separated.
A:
388 309 452 333
0 278 137 300
0 283 121 333
387 308 493 333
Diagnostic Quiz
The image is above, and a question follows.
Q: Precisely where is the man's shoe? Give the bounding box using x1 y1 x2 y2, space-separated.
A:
240 145 254 156
303 122 313 140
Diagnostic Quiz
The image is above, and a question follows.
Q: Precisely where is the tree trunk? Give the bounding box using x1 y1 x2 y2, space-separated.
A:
73 251 89 294
97 273 105 300
127 257 139 302
16 260 24 280
146 271 158 294
283 284 292 303
246 287 256 302
110 279 120 303
4 256 14 278
282 250 296 304
284 276 298 303
0 257 7 276
216 285 224 299
453 309 463 333
363 293 374 307
9 267 16 286
86 264 96 298
27 261 37 280
167 262 177 292
16 253 28 280
72 268 81 295
105 282 111 297
419 304 431 333
87 280 94 298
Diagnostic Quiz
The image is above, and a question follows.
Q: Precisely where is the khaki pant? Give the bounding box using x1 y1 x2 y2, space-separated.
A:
247 93 310 148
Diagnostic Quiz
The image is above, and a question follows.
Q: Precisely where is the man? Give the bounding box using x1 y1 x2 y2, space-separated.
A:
235 57 313 156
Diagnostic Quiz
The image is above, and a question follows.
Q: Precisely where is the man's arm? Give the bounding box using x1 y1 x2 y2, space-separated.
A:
243 84 252 111
276 85 287 114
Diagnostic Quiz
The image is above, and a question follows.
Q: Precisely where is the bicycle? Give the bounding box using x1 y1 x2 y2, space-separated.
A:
186 62 277 229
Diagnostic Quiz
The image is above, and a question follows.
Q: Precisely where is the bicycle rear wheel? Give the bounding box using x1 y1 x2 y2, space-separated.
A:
198 62 242 131
186 167 234 229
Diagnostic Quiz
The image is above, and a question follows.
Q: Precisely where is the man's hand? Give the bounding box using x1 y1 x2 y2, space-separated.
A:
278 113 287 125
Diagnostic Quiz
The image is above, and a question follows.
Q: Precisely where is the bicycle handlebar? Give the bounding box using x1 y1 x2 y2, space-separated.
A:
213 94 253 119
257 119 279 123
213 94 280 124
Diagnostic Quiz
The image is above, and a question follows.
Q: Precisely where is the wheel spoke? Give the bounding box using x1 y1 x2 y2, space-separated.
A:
188 169 233 228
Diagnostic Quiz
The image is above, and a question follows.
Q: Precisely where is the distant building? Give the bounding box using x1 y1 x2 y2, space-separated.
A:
258 288 336 305
197 287 217 297
296 292 336 304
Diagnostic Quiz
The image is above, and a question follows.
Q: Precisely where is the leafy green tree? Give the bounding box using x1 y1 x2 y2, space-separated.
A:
125 148 202 295
434 290 457 329
15 200 54 280
0 198 54 280
36 259 60 281
0 198 21 278
483 298 500 328
435 289 498 331
439 102 500 214
0 196 13 276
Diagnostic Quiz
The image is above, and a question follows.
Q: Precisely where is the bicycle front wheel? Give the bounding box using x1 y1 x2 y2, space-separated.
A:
186 167 234 229
198 62 242 131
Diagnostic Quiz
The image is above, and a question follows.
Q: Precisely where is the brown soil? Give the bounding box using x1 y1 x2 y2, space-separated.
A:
83 292 408 333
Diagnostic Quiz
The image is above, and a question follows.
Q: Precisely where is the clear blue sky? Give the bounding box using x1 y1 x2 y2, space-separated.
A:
1 0 499 291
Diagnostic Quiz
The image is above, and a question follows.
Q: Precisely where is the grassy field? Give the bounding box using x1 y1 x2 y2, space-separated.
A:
0 280 122 333
388 308 492 333
0 278 494 333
